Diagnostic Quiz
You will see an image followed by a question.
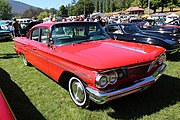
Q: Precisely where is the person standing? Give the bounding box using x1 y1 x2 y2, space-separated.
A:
12 18 21 37
96 16 104 27
6 22 14 37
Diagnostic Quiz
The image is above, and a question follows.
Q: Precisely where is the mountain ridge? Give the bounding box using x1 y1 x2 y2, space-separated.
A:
5 0 38 14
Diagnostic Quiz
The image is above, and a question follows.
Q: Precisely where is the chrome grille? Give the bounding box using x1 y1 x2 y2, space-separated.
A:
128 64 150 78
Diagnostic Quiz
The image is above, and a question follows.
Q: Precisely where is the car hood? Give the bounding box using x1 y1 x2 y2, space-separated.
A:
55 39 165 70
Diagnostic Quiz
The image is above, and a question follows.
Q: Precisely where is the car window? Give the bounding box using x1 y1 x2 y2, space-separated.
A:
107 26 123 34
88 26 98 34
31 28 39 41
121 25 141 34
51 22 109 46
40 28 49 44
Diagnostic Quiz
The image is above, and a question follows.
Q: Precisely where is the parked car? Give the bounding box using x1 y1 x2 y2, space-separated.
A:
142 18 180 33
156 19 180 33
167 18 180 26
0 89 15 120
0 27 12 41
104 23 180 54
130 19 180 38
21 21 42 37
14 22 167 108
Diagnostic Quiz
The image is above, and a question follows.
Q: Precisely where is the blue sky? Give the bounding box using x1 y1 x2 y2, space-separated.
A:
16 0 72 9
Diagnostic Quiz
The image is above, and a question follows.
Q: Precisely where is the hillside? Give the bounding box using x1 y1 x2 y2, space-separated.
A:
5 0 37 14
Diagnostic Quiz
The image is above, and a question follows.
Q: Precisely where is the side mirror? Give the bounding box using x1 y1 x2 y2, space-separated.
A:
47 43 51 47
49 38 55 50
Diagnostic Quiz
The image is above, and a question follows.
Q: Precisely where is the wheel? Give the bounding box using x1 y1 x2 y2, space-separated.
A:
68 77 90 108
21 53 30 66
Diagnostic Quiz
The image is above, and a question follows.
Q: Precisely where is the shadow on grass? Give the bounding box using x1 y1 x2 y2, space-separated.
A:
0 68 46 120
106 74 180 119
0 39 13 42
167 51 180 62
0 53 19 59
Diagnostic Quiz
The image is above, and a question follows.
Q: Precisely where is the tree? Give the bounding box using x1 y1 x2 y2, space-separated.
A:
49 8 57 15
167 0 178 11
0 0 12 19
58 5 68 17
167 2 176 11
22 7 43 18
37 11 49 20
110 0 113 12
150 0 160 13
124 0 134 8
105 0 109 12
99 0 102 12
159 0 168 12
131 0 147 8
95 0 98 12
74 0 95 16
139 0 148 8
178 0 180 7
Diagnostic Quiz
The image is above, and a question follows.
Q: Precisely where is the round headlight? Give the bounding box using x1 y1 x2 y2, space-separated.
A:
109 71 118 84
158 54 166 64
96 75 108 88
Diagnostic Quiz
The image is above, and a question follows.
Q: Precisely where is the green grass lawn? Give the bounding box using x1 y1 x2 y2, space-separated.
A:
0 41 180 120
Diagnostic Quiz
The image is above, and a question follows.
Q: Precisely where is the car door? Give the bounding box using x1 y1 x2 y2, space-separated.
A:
27 27 50 76
33 27 51 76
27 28 40 66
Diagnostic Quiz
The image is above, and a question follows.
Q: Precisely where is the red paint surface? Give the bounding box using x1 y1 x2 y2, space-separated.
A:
0 90 15 120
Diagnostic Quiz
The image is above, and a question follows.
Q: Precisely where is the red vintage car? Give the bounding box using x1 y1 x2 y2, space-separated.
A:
14 22 167 108
0 89 15 120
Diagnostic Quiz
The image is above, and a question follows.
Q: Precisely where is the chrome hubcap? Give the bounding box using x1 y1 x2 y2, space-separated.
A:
71 81 85 103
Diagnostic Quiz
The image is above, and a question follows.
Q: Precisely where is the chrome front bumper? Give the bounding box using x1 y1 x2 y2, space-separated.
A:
86 63 167 104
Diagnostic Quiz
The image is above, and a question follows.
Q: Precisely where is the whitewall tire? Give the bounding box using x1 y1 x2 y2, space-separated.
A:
68 77 90 108
21 53 30 66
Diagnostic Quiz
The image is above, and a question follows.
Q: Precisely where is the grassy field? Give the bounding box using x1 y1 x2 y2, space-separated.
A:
0 41 180 120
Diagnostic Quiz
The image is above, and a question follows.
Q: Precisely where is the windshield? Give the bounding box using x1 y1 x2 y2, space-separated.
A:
121 24 142 34
51 22 109 46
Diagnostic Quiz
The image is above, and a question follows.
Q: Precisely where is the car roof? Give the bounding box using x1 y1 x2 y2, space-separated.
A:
33 21 97 28
107 23 134 26
34 22 56 28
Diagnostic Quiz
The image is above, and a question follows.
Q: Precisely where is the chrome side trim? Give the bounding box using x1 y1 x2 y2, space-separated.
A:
104 42 147 54
86 63 167 104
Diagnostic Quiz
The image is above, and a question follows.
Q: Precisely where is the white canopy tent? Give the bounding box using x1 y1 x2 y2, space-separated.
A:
90 12 105 19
